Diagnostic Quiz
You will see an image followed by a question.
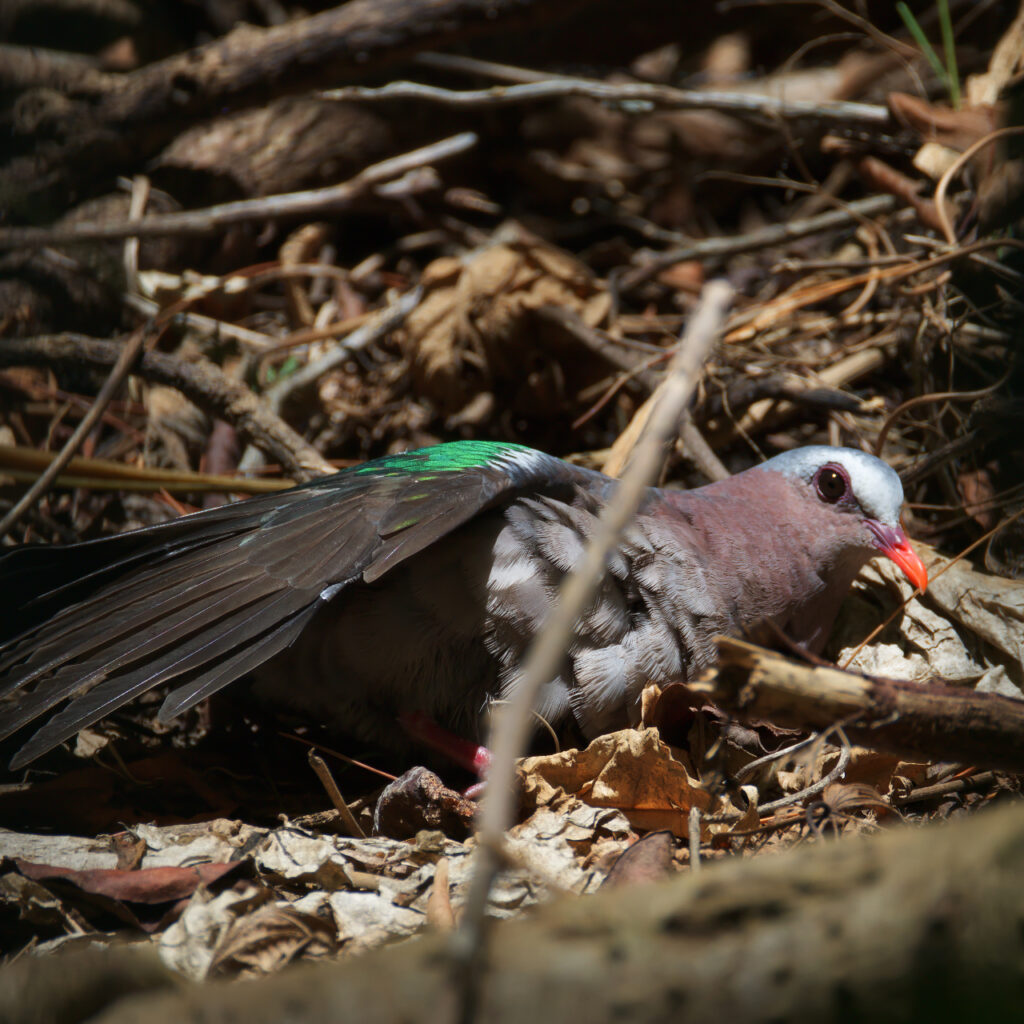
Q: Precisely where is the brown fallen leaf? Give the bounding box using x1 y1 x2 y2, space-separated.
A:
519 728 714 837
600 830 675 889
820 782 891 817
15 859 239 904
403 231 611 415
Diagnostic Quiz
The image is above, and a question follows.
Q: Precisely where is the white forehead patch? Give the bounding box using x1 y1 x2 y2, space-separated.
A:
754 446 905 527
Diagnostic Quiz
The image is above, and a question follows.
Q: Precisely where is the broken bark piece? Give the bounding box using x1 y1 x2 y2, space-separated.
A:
372 767 476 840
698 637 1024 773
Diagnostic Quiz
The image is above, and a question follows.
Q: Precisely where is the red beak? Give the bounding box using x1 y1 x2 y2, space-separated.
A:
866 520 928 592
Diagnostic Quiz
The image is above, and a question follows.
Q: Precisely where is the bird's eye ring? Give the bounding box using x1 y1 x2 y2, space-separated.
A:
815 466 848 503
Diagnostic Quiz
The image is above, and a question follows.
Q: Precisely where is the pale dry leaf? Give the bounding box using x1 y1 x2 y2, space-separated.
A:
72 727 109 760
426 857 455 931
158 887 265 980
922 546 1024 672
208 904 336 978
727 784 761 835
836 559 989 685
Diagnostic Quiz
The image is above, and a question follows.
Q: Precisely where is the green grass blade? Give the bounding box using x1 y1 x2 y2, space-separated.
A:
896 2 951 96
937 0 961 108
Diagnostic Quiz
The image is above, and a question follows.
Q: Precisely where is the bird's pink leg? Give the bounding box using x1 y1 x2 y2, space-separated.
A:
398 711 492 777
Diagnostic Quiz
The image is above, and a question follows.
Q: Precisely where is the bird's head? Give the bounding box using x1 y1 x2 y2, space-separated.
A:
755 446 928 593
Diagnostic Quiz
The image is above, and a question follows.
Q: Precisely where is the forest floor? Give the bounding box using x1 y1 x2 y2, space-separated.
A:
0 0 1023 1004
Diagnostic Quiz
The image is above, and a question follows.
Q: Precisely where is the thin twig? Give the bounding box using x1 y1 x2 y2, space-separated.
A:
893 770 994 807
679 417 730 482
734 731 825 782
263 287 422 413
450 280 733 1023
0 327 152 543
307 749 367 838
873 370 1011 457
124 293 275 350
415 51 554 82
688 806 703 873
707 730 853 824
282 733 398 783
933 125 1024 244
321 78 889 125
0 335 334 479
0 133 478 249
620 195 897 290
0 445 294 494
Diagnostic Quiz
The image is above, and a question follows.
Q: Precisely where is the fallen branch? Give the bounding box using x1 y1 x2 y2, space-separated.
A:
697 637 1024 773
321 76 890 124
0 134 477 249
619 194 896 290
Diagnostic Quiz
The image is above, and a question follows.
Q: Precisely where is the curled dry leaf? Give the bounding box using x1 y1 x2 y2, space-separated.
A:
403 234 611 415
14 858 239 906
207 904 337 979
726 784 761 836
518 727 713 837
821 782 891 817
600 830 675 889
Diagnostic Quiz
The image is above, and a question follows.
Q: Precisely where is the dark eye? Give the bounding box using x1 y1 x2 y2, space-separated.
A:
815 466 848 503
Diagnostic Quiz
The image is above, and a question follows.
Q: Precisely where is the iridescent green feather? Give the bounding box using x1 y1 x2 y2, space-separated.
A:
354 440 531 475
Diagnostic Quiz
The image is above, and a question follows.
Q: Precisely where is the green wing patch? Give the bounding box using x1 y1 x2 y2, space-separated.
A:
355 440 531 475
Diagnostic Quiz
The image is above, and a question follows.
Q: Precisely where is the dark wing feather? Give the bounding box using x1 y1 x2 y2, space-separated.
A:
0 443 596 766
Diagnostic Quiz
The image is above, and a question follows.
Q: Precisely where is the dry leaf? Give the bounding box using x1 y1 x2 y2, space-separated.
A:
208 905 336 978
404 233 610 414
821 782 890 816
600 831 675 888
519 728 713 837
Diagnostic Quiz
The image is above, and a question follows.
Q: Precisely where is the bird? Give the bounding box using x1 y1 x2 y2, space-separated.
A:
0 441 927 770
